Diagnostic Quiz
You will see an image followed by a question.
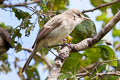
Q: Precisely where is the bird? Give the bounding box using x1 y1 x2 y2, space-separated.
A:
0 27 13 56
22 8 89 72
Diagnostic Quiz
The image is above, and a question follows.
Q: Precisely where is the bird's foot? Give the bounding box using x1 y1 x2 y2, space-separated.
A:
61 43 72 49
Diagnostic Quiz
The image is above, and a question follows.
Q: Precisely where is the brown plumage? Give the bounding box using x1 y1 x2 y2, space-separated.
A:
0 27 13 56
0 0 4 4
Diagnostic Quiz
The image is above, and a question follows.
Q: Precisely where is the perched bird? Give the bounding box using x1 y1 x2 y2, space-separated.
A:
22 9 89 72
0 27 13 56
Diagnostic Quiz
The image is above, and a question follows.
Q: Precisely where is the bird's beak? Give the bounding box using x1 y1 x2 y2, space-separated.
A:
83 16 90 20
81 15 90 20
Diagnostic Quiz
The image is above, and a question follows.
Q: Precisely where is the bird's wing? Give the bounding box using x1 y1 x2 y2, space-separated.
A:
0 27 13 48
32 15 62 48
22 15 63 73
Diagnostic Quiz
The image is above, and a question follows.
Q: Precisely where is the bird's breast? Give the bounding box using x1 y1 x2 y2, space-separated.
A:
45 22 73 46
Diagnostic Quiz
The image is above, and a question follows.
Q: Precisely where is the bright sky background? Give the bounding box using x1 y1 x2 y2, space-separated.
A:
0 0 117 80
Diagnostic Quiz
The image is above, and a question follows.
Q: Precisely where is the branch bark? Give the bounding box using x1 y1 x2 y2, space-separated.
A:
1 0 40 8
1 0 119 12
82 0 120 13
48 11 120 80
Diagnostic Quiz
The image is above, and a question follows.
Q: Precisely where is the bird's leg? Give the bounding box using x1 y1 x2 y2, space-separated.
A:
61 36 73 49
66 36 72 44
60 43 73 50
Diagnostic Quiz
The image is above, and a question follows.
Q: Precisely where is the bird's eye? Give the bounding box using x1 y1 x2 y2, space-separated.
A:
77 14 81 17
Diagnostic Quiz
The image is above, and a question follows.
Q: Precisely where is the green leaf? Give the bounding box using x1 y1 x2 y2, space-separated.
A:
25 25 33 36
111 2 120 15
16 43 22 53
12 8 31 20
90 0 107 11
61 52 82 74
84 47 102 64
103 75 118 80
96 12 107 21
96 64 106 72
47 0 69 10
97 45 117 67
112 27 120 37
22 19 31 29
12 29 21 39
61 57 80 74
40 47 48 56
96 12 113 25
70 19 96 43
90 0 103 6
0 53 8 61
58 73 72 80
26 66 40 80
83 45 117 67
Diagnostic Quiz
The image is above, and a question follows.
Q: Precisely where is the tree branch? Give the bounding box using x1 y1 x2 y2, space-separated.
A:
77 71 120 78
82 0 120 13
48 11 120 80
0 0 40 8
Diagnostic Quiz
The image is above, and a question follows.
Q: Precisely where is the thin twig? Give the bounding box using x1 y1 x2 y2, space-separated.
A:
77 71 120 77
22 47 33 52
82 0 120 13
1 0 41 8
79 59 118 73
79 63 99 73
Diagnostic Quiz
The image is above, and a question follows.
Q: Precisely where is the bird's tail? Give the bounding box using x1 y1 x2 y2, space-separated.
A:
22 49 36 73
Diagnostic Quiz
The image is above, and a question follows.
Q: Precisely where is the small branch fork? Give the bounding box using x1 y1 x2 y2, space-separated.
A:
1 0 41 8
82 0 120 13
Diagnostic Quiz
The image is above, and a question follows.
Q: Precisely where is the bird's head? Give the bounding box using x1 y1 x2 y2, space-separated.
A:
64 8 90 21
70 8 90 20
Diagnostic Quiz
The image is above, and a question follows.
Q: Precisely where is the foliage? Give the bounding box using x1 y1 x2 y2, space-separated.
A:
0 0 120 80
70 19 96 43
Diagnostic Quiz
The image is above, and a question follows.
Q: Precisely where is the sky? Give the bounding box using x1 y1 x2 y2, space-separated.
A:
0 0 116 80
